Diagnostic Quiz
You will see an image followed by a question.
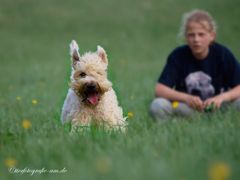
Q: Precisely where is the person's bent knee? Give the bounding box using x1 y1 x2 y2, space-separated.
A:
173 102 195 117
149 98 173 120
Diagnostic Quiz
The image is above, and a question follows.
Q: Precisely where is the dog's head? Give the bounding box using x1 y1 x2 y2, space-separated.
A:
69 40 112 106
185 71 215 100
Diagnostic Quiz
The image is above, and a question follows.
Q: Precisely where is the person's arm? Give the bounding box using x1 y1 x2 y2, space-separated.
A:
204 85 240 108
204 46 240 109
155 83 204 111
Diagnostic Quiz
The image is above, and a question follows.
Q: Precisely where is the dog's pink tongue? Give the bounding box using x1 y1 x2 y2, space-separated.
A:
87 94 99 105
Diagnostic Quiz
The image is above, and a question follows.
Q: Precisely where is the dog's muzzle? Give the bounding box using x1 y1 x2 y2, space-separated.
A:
190 87 215 100
82 83 101 106
191 89 201 97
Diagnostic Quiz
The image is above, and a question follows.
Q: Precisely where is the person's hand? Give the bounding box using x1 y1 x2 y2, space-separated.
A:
185 95 204 111
204 94 227 109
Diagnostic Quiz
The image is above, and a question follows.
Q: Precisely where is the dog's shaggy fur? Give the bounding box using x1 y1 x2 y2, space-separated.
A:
61 40 126 132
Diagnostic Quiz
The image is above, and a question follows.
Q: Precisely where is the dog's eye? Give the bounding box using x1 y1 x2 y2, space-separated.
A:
97 72 103 76
80 72 86 77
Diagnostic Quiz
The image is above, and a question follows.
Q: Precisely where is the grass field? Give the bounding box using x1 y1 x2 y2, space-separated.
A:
0 0 240 179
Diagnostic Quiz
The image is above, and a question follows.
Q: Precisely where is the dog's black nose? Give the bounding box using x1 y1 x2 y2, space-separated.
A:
87 84 96 91
191 89 201 96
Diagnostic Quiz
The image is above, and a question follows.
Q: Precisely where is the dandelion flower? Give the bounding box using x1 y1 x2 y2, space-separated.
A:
16 96 21 101
208 161 231 180
95 157 112 174
127 112 134 119
22 119 31 129
5 158 17 168
32 99 38 105
172 101 179 109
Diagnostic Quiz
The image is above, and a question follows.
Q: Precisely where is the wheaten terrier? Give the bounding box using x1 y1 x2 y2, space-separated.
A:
61 40 126 132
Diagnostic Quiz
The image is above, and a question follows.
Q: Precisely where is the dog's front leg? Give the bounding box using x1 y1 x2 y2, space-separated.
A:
70 112 91 134
61 88 80 124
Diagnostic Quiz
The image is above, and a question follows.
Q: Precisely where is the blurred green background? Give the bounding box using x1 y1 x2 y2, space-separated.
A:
0 0 240 179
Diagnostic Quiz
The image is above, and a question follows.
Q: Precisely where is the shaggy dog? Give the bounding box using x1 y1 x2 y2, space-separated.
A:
61 40 126 132
185 71 215 100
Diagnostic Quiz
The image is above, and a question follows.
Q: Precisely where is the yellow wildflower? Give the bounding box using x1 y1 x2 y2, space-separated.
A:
208 162 231 180
172 101 179 109
95 157 112 174
22 119 31 129
5 158 17 168
32 99 38 105
16 96 21 101
127 112 134 119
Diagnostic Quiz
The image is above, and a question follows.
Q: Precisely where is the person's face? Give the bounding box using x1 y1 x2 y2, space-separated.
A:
185 21 215 60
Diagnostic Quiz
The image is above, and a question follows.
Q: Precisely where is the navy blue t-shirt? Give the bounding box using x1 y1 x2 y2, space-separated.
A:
158 42 240 95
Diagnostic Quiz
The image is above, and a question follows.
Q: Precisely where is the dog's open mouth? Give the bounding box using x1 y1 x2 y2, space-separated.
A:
81 83 102 106
86 92 100 105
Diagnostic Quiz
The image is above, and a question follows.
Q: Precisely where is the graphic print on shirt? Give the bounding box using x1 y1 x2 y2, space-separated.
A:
185 71 215 100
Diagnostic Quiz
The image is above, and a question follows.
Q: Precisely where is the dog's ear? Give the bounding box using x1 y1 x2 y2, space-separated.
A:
97 45 108 64
70 40 80 66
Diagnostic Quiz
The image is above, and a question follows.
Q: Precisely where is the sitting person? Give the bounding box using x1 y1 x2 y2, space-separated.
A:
150 9 240 120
